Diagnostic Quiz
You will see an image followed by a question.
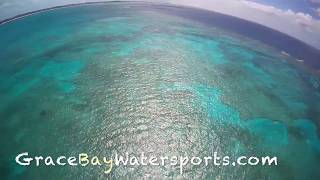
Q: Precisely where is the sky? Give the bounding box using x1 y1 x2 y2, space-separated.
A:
0 0 320 49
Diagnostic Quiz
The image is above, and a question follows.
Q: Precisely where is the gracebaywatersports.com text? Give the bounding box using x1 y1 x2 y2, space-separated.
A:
15 152 278 174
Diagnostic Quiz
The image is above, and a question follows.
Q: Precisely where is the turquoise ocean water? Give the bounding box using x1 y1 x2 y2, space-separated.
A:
0 2 320 179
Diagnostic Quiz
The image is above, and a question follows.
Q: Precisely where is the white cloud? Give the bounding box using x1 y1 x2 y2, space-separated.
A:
241 1 317 32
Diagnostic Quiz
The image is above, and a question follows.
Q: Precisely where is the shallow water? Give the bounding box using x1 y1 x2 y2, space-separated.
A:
0 2 320 180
